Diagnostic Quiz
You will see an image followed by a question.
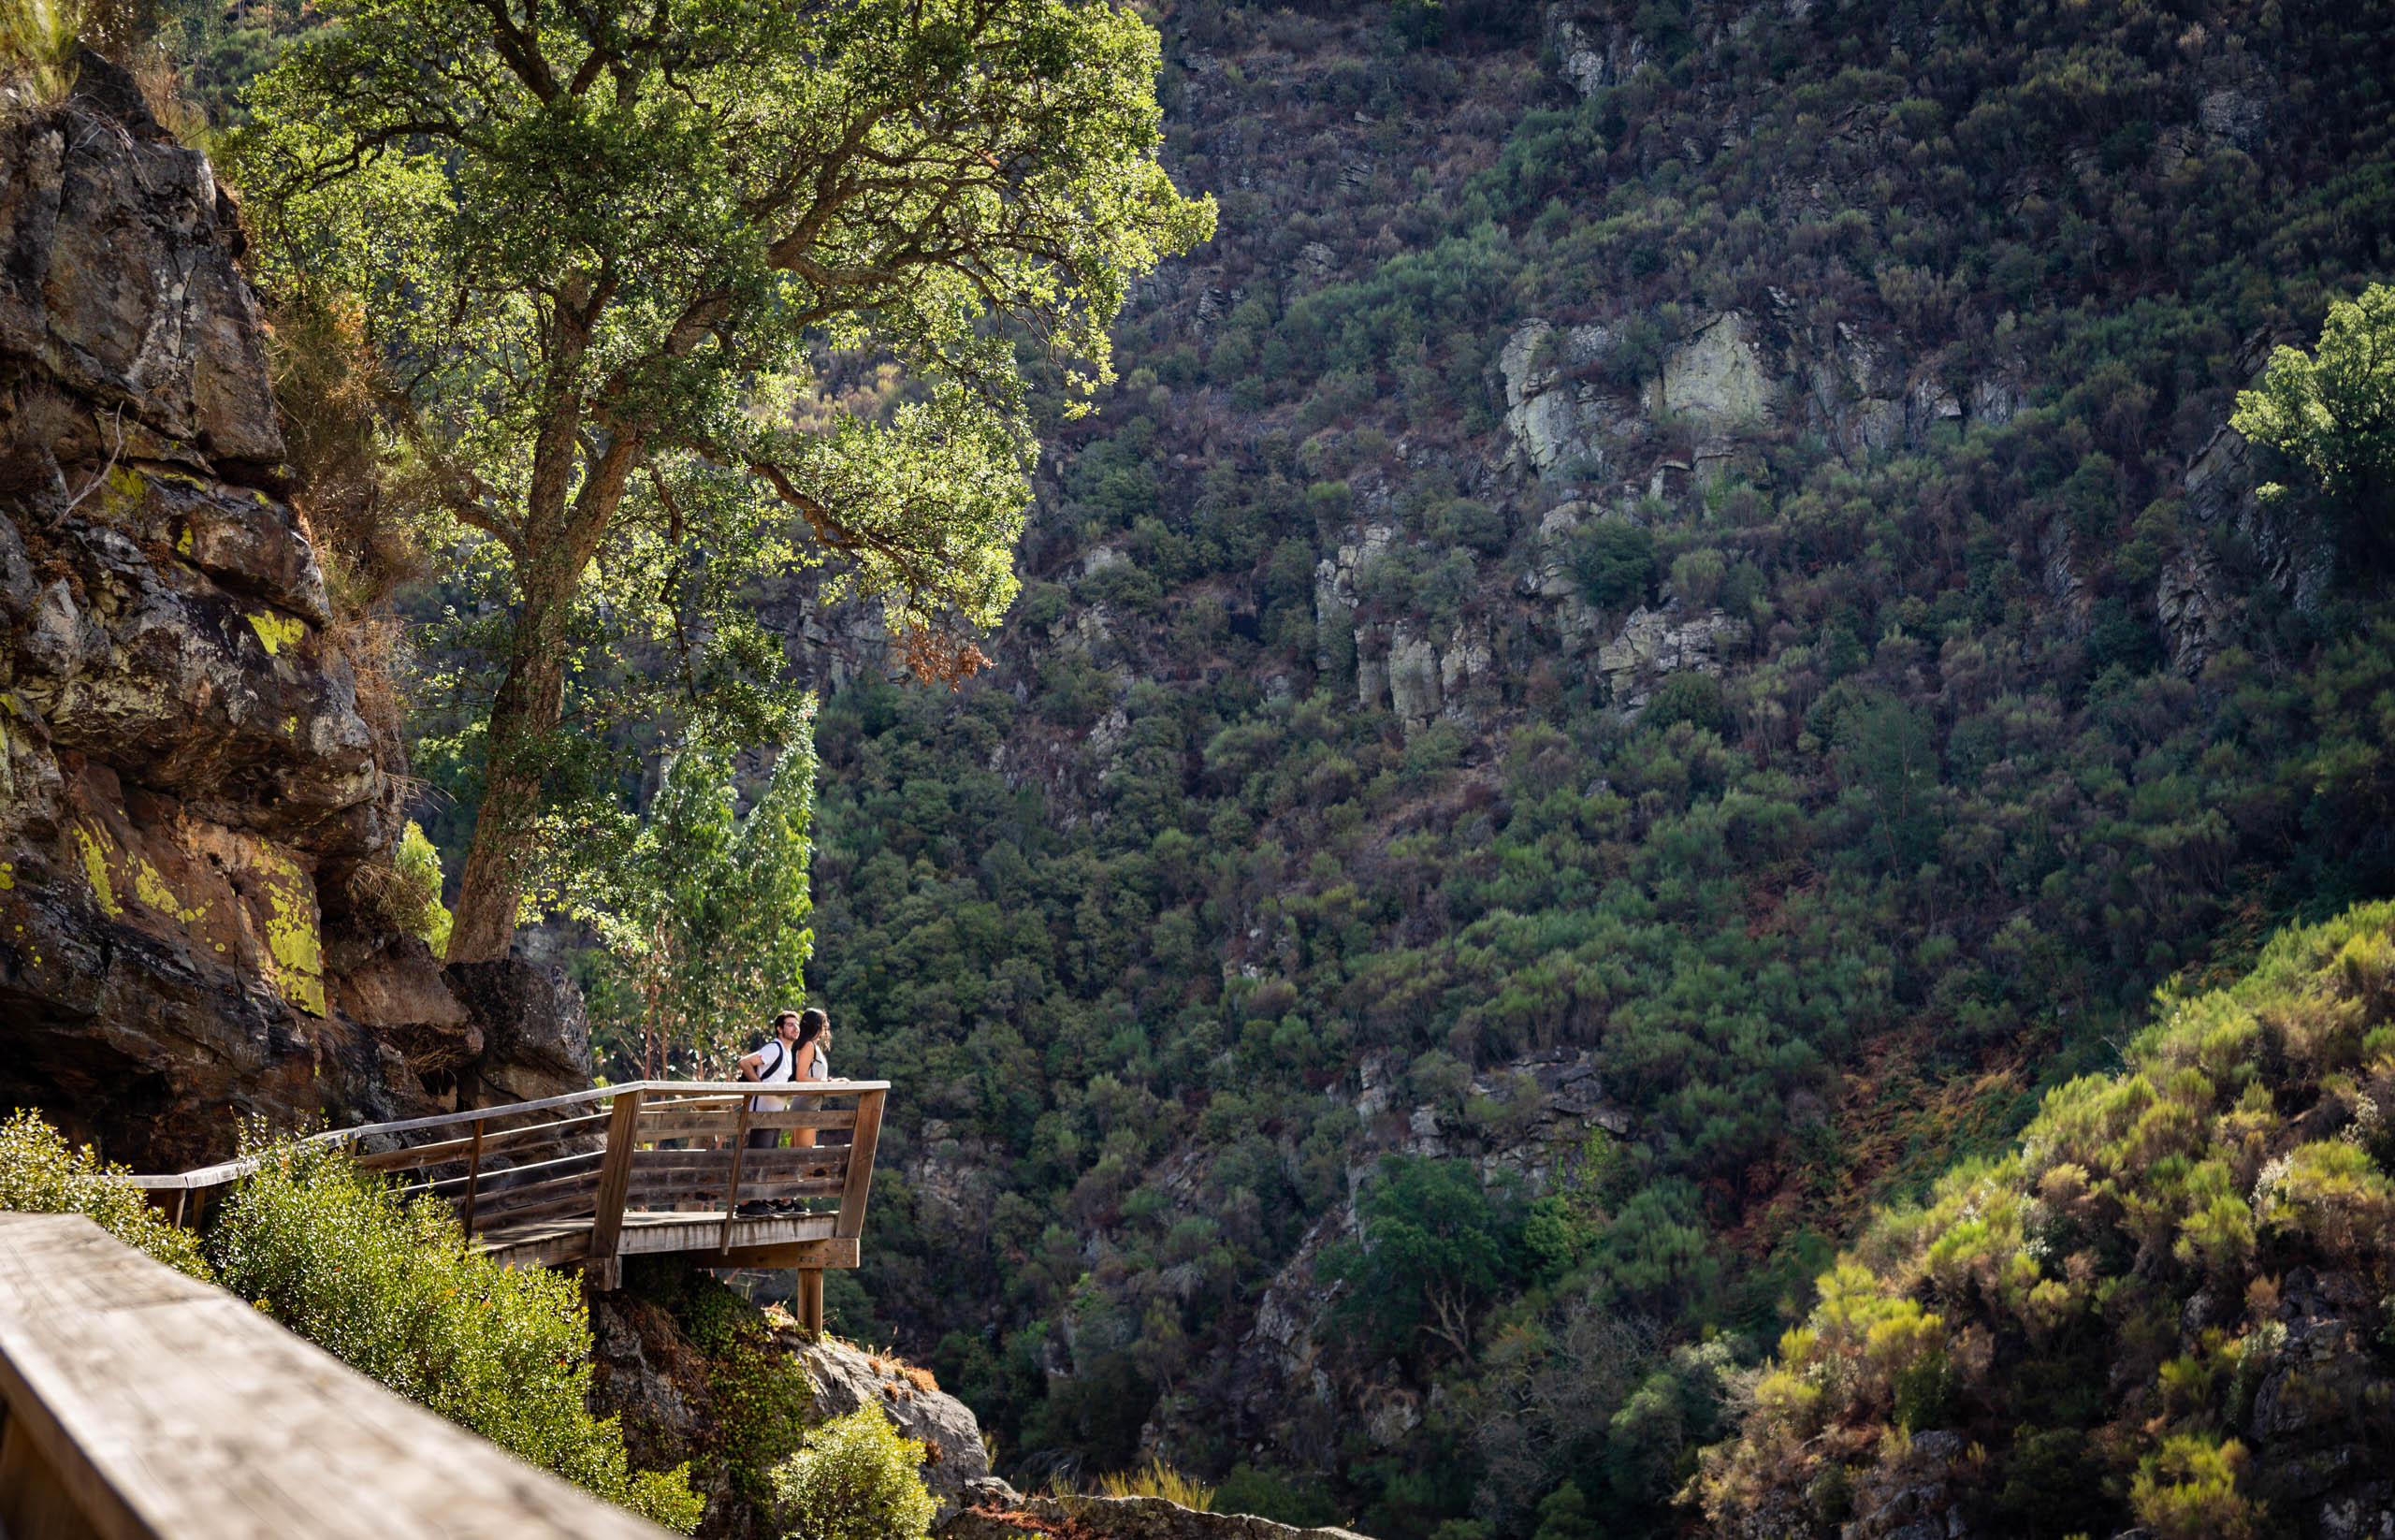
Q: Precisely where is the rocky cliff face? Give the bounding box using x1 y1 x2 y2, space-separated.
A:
0 58 582 1169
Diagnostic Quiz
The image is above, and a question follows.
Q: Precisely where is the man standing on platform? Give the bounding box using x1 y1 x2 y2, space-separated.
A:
737 1010 806 1151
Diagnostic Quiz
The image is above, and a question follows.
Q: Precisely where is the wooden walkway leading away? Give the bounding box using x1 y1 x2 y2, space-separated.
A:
0 1213 677 1540
123 1081 887 1331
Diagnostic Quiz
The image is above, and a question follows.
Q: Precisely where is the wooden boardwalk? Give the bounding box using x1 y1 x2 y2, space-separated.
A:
124 1080 886 1330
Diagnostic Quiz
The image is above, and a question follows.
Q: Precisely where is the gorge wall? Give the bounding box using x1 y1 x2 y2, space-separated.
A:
0 58 584 1169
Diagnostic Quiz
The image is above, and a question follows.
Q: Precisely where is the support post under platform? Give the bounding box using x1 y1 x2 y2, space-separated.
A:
796 1269 823 1337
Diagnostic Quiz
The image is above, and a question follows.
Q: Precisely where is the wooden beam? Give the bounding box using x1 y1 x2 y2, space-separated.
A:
1 1407 103 1540
0 1214 675 1540
584 1089 646 1292
834 1089 885 1241
712 1239 860 1271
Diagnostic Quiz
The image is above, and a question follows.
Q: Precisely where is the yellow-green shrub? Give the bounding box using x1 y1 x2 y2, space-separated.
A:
0 1108 209 1277
210 1141 704 1532
770 1406 936 1540
2129 1435 2258 1540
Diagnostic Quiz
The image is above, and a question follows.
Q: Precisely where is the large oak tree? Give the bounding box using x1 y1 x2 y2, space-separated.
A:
236 0 1212 958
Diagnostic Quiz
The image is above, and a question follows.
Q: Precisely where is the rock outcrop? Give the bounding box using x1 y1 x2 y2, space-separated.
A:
1649 312 1775 430
939 1494 1369 1540
1597 602 1750 717
797 1336 994 1515
0 57 578 1168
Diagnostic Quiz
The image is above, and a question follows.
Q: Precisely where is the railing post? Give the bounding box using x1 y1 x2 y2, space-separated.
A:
833 1088 884 1241
459 1117 486 1239
718 1095 754 1254
585 1088 646 1291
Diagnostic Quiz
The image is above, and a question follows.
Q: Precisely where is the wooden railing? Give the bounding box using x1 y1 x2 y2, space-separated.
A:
123 1081 887 1330
0 1213 675 1540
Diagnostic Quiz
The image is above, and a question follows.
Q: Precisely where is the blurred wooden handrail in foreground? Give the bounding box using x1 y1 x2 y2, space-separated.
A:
0 1213 675 1540
110 1080 888 1334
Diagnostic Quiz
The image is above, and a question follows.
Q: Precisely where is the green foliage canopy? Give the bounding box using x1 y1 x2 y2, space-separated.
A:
230 0 1213 958
2233 283 2395 529
560 713 819 1076
1328 1155 1524 1364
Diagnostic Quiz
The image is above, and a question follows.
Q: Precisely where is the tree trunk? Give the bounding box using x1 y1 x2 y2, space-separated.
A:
444 405 647 961
444 549 578 961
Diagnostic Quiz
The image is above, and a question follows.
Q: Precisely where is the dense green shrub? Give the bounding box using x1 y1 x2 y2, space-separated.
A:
771 1406 936 1540
210 1143 704 1532
1569 520 1655 609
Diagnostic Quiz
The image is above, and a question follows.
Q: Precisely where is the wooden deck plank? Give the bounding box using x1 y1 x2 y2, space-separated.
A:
472 1211 847 1271
0 1214 672 1540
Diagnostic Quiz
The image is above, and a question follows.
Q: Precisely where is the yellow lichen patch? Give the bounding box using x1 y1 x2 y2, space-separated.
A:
177 526 195 556
246 611 307 656
70 821 124 917
248 846 327 1017
0 860 13 892
89 464 146 519
284 716 298 735
130 855 210 925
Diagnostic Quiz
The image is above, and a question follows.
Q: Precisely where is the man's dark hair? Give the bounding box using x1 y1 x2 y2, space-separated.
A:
772 1010 801 1030
797 1008 829 1043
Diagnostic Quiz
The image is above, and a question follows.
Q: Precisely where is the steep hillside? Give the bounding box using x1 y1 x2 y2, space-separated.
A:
763 0 2395 1533
1697 901 2395 1540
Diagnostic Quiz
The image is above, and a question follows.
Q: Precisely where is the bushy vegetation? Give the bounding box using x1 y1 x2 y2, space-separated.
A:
772 1406 938 1540
625 1257 820 1512
0 1118 702 1532
210 1143 704 1531
0 1110 209 1277
1698 900 2395 1536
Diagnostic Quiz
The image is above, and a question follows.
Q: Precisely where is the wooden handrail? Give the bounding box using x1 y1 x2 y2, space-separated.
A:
107 1080 890 1332
119 1081 892 1190
0 1213 674 1540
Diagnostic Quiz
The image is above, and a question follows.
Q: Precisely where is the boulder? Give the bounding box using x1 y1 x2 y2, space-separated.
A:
1596 602 1749 717
1498 320 1635 474
796 1338 993 1516
444 958 597 1106
1386 628 1441 728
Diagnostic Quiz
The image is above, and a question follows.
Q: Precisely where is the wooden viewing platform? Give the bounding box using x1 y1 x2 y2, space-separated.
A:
0 1213 678 1540
123 1080 888 1333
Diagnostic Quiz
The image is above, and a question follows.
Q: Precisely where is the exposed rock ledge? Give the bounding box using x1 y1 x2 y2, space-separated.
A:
0 55 582 1167
939 1494 1369 1540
